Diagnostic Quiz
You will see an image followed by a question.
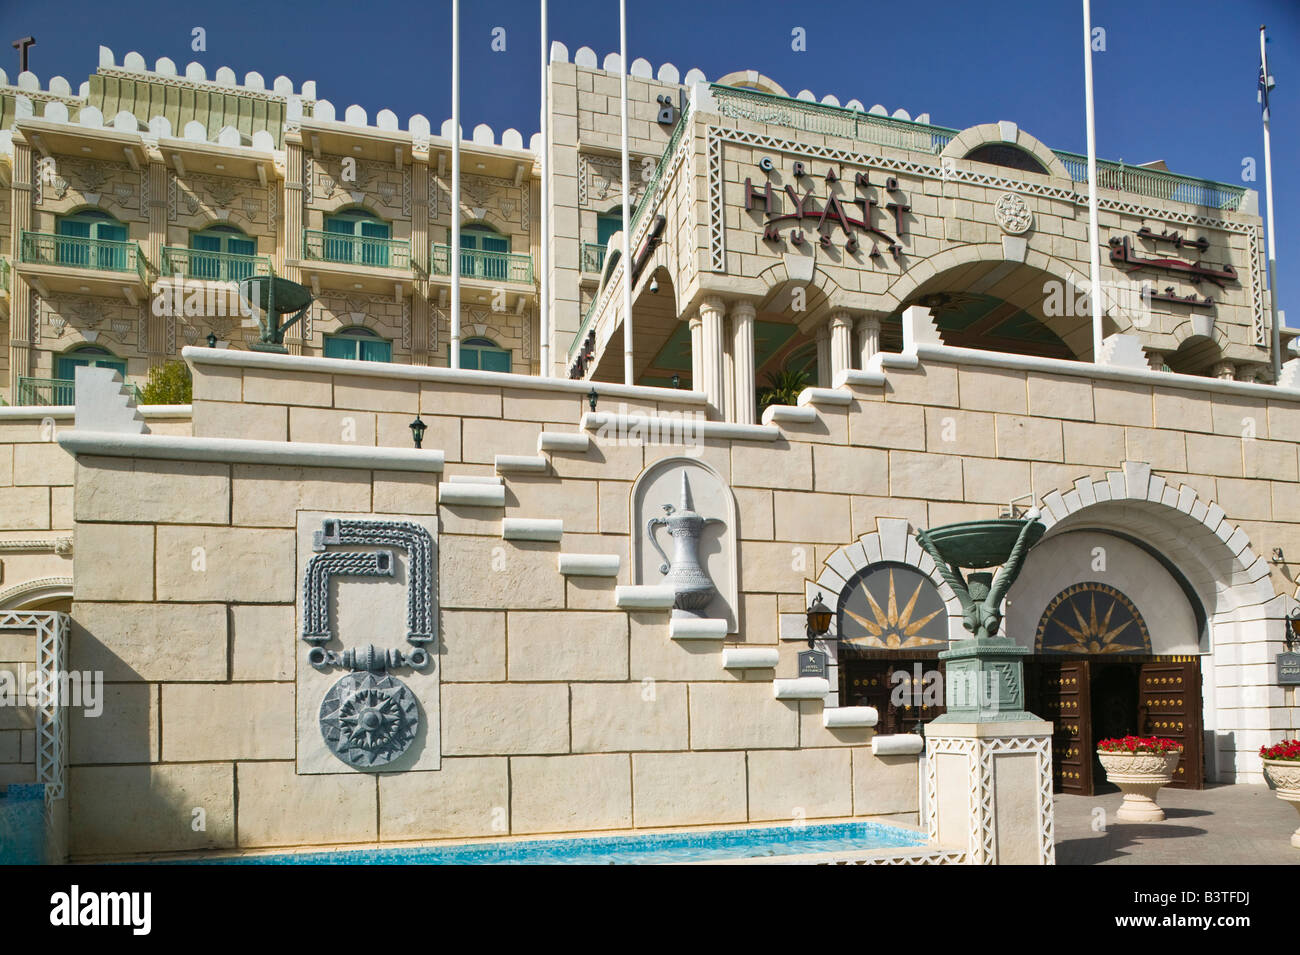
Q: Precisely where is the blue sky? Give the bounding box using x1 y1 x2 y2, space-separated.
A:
3 0 1297 324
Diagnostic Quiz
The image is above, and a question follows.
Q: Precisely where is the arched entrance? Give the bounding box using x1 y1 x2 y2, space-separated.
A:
1005 461 1281 787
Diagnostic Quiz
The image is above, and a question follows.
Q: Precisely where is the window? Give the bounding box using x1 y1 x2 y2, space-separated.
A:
323 209 392 267
456 337 511 373
596 212 622 248
323 327 393 363
55 210 128 270
459 224 510 281
189 225 258 282
55 346 128 399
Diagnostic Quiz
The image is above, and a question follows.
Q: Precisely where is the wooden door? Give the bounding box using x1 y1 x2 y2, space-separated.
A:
1138 658 1204 789
1033 659 1093 795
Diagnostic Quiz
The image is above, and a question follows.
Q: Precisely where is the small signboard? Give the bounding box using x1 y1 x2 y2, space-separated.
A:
798 649 828 679
1278 652 1300 686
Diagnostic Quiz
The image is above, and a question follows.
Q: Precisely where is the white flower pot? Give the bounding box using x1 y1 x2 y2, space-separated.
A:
1097 750 1181 822
1262 759 1300 849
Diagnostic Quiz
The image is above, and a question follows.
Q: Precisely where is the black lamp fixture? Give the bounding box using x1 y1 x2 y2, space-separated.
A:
206 332 217 348
409 416 427 449
806 592 832 648
1287 607 1300 652
587 388 599 412
671 373 680 389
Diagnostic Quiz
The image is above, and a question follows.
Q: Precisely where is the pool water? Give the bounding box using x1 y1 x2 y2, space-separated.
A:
207 820 928 865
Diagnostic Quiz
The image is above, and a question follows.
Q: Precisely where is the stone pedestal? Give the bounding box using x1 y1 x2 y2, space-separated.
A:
926 720 1055 865
926 637 1054 864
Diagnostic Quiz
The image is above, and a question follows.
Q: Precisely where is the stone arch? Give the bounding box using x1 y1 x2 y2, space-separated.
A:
0 576 74 611
1027 460 1281 782
940 122 1073 182
752 256 846 329
714 70 790 98
879 244 1118 360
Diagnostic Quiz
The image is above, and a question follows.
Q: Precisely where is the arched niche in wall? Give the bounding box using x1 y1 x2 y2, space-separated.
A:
1005 529 1205 656
630 456 739 632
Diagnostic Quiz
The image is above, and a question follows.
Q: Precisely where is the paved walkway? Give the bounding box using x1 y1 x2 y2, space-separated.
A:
1054 783 1299 864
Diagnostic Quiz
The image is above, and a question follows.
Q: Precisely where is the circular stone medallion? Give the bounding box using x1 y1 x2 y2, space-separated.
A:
994 192 1033 235
320 672 420 768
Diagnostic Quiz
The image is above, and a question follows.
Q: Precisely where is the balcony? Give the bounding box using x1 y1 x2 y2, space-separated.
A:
160 246 271 284
15 376 141 407
709 84 1246 212
18 232 148 297
430 245 534 286
302 230 412 271
581 242 607 276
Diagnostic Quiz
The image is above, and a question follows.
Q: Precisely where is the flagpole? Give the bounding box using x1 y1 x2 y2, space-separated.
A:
620 0 634 385
450 0 462 369
1083 0 1104 363
1261 24 1282 381
539 0 551 377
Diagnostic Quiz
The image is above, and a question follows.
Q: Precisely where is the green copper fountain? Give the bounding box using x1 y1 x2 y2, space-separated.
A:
915 512 1045 723
238 265 314 353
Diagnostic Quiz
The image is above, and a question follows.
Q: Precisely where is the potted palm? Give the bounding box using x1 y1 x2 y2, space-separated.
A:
1096 735 1182 822
1260 739 1300 848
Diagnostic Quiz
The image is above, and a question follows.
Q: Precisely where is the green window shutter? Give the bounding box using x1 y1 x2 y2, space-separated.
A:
597 214 622 247
323 337 356 360
227 237 255 257
481 349 511 373
359 339 392 363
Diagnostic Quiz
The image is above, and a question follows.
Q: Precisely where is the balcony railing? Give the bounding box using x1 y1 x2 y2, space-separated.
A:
161 246 271 284
581 242 607 275
20 231 147 281
302 230 412 270
14 376 141 407
430 245 534 285
710 84 1245 212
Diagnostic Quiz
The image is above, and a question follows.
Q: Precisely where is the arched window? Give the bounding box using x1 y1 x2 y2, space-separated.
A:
323 208 392 267
459 224 510 281
189 224 258 282
963 144 1048 175
596 210 622 248
55 210 129 270
456 336 511 373
323 326 393 363
49 345 128 402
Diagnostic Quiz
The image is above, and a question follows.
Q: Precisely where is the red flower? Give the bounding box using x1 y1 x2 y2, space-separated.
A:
1260 739 1300 761
1096 735 1182 754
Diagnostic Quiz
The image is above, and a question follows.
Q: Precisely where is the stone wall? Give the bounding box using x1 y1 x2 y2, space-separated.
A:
48 342 1300 857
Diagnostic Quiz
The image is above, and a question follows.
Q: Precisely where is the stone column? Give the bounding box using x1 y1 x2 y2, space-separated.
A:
815 323 832 388
146 149 170 363
1212 361 1236 381
699 296 726 418
857 314 881 368
410 147 431 365
8 133 33 399
283 135 306 356
829 311 853 383
731 301 756 425
689 314 703 392
722 314 734 422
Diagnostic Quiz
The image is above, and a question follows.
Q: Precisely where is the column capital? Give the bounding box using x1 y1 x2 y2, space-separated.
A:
699 295 726 316
689 313 703 330
815 323 831 341
856 314 881 332
730 300 757 322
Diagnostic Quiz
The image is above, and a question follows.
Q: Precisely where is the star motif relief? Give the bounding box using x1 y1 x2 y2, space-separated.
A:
840 567 947 649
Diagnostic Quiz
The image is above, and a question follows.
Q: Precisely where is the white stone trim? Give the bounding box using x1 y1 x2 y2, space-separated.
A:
538 432 591 454
722 647 780 669
825 706 879 728
0 577 74 612
872 733 923 755
669 618 729 640
761 404 815 426
439 483 505 507
615 585 676 609
183 346 707 406
58 430 445 472
797 387 852 407
494 454 549 474
580 412 779 443
0 405 190 419
773 677 830 699
501 518 562 541
557 553 620 577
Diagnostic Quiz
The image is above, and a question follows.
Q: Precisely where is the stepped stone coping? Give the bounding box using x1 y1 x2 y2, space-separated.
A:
495 454 549 474
538 432 591 453
502 518 563 542
871 734 924 755
438 482 505 507
761 404 815 426
0 405 191 419
833 368 888 388
446 474 502 484
614 584 676 609
580 411 779 443
58 431 444 472
797 387 852 407
557 553 621 576
669 618 729 641
773 677 831 700
721 647 780 669
823 706 879 728
183 347 707 405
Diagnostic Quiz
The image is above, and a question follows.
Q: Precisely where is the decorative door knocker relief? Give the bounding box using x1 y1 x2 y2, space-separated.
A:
301 517 436 769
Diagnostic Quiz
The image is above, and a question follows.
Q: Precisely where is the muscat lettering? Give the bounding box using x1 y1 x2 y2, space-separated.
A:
744 163 910 260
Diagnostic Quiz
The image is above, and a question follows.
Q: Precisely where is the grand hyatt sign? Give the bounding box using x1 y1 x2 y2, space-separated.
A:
744 160 910 260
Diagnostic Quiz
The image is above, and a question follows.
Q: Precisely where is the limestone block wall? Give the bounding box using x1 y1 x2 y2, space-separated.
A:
53 341 1300 858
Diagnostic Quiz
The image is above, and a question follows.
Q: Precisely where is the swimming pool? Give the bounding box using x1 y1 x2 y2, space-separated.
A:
204 820 930 865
